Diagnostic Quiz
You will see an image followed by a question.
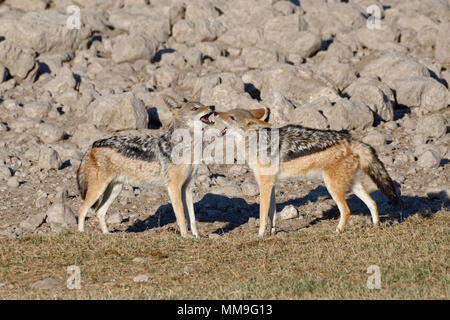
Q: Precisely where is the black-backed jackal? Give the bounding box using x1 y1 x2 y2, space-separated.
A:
214 109 399 236
76 91 216 237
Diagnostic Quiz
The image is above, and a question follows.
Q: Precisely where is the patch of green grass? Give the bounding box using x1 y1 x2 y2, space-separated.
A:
0 210 448 299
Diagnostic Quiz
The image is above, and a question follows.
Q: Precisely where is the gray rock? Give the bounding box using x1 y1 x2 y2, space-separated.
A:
241 178 259 197
109 6 170 42
71 123 108 150
38 145 62 170
111 33 158 64
107 212 123 225
416 114 447 138
0 165 12 180
38 124 65 144
435 22 450 65
0 10 92 53
260 64 336 107
31 277 63 290
278 205 299 220
322 99 374 131
0 64 8 83
88 92 148 131
46 202 77 231
345 78 395 121
417 150 441 168
293 97 330 130
4 0 49 11
362 131 386 146
241 47 278 69
133 274 149 283
394 77 449 113
7 176 19 188
19 212 47 231
317 57 357 91
360 52 430 89
209 184 243 198
42 67 77 96
0 40 36 80
23 101 51 119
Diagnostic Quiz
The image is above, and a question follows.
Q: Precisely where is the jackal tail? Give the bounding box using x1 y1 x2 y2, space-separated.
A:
351 141 399 205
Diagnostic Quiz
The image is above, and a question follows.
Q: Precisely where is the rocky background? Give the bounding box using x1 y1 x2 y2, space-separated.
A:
0 0 448 238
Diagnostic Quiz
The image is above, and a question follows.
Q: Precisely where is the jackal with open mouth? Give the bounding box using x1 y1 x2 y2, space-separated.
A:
76 91 216 237
214 109 399 236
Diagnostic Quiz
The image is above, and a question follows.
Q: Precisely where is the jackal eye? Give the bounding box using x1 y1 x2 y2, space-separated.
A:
230 116 236 121
191 106 198 111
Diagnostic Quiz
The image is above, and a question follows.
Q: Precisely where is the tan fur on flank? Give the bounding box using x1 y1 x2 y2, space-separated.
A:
76 92 215 237
215 109 398 236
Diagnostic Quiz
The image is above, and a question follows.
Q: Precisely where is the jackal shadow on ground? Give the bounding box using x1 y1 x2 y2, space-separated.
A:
126 181 447 235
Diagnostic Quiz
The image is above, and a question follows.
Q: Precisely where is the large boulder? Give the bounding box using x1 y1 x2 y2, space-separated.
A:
88 92 149 131
345 78 395 121
393 77 449 112
108 6 171 42
360 52 430 89
0 40 36 80
260 64 337 106
0 10 92 53
111 33 158 64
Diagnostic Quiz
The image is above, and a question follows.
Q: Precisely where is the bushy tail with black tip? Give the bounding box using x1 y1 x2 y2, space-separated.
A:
352 141 399 205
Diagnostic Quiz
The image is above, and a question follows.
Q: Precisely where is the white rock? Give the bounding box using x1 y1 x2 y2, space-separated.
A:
31 277 63 290
133 274 149 283
278 205 299 220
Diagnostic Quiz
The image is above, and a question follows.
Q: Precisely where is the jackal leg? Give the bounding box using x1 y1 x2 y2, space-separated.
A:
182 180 198 238
323 169 352 233
95 183 123 234
258 174 276 237
352 177 379 226
77 178 110 232
168 183 189 238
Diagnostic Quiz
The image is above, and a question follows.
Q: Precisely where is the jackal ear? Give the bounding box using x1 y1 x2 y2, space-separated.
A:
246 118 272 130
249 107 270 121
162 95 180 109
188 89 202 103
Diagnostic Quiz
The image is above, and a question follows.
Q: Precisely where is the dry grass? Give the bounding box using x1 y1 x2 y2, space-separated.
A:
0 209 448 299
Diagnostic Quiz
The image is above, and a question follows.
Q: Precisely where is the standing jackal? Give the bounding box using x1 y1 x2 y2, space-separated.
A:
215 109 399 236
76 91 216 237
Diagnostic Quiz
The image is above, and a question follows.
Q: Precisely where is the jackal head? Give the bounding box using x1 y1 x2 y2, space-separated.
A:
162 89 216 131
215 108 272 136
